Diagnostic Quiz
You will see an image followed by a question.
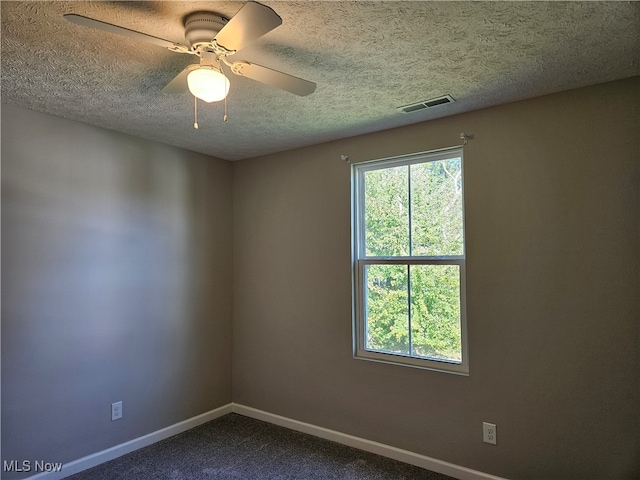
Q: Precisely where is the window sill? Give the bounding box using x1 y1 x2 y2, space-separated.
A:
354 349 469 376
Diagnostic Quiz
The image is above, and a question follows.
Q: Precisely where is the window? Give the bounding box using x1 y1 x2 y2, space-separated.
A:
352 148 468 374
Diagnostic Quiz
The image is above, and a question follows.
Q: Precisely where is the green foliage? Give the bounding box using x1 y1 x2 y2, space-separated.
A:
364 166 409 257
366 264 409 354
409 265 461 361
363 158 463 362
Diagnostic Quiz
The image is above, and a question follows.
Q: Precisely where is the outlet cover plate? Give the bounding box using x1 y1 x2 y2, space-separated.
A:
111 401 123 421
483 422 497 445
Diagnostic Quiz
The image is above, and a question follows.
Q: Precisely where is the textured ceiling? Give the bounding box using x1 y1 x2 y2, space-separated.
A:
2 1 639 161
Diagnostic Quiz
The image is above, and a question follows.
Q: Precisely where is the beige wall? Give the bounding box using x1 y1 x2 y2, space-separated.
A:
232 77 639 479
1 104 233 478
2 77 638 480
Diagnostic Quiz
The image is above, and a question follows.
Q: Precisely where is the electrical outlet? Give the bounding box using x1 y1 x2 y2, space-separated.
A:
111 401 123 421
483 422 497 445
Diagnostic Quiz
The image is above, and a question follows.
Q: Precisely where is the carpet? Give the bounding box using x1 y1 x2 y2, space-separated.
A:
67 413 456 479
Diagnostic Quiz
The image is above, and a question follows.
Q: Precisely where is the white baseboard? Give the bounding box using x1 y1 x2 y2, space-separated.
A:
232 403 506 480
24 402 504 480
25 403 233 480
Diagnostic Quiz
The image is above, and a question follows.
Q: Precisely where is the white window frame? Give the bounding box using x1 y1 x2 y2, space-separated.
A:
351 147 468 375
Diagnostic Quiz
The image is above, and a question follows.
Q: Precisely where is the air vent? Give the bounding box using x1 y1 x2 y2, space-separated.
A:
397 95 455 114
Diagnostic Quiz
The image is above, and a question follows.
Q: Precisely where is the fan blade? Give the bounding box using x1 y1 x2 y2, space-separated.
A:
161 65 199 94
214 2 282 52
232 61 316 96
64 14 189 52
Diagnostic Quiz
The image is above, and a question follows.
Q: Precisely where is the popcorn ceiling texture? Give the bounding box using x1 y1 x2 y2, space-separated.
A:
2 1 639 161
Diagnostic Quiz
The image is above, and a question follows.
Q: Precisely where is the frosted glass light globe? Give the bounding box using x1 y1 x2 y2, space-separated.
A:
187 67 230 103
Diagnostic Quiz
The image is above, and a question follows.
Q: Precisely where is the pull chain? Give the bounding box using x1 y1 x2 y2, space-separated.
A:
193 96 199 129
221 62 229 122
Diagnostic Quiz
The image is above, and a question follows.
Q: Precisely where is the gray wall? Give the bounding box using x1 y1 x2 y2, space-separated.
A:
1 105 233 478
232 77 639 479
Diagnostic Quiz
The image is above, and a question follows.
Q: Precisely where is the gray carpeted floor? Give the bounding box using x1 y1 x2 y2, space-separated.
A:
67 413 457 479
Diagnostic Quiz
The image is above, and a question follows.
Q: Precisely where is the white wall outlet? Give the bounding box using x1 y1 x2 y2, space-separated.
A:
111 401 123 421
483 422 497 445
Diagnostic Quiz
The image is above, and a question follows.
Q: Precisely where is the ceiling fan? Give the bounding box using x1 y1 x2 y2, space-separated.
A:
64 1 316 122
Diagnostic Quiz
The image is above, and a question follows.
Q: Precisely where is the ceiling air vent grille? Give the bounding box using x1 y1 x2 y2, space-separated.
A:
397 94 455 114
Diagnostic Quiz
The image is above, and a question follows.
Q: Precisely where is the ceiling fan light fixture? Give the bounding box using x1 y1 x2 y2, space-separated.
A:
187 67 230 103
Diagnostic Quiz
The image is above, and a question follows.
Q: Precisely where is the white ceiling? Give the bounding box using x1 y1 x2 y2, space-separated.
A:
2 1 639 161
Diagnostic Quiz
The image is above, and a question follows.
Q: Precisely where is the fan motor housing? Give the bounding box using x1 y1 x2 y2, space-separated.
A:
184 12 227 49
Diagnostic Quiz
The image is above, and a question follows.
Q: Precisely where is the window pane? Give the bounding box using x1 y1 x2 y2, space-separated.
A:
364 166 409 256
410 158 463 256
364 264 409 355
410 264 461 362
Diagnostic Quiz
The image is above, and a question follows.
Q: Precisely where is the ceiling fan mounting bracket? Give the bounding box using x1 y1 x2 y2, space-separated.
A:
230 62 246 76
167 44 193 54
211 39 236 57
183 12 229 51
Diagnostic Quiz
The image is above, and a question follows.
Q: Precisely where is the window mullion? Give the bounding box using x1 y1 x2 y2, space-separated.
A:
359 257 464 265
407 164 412 257
407 264 412 357
358 169 367 259
407 165 413 356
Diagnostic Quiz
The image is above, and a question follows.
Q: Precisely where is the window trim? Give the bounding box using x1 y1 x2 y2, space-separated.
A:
351 147 468 375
